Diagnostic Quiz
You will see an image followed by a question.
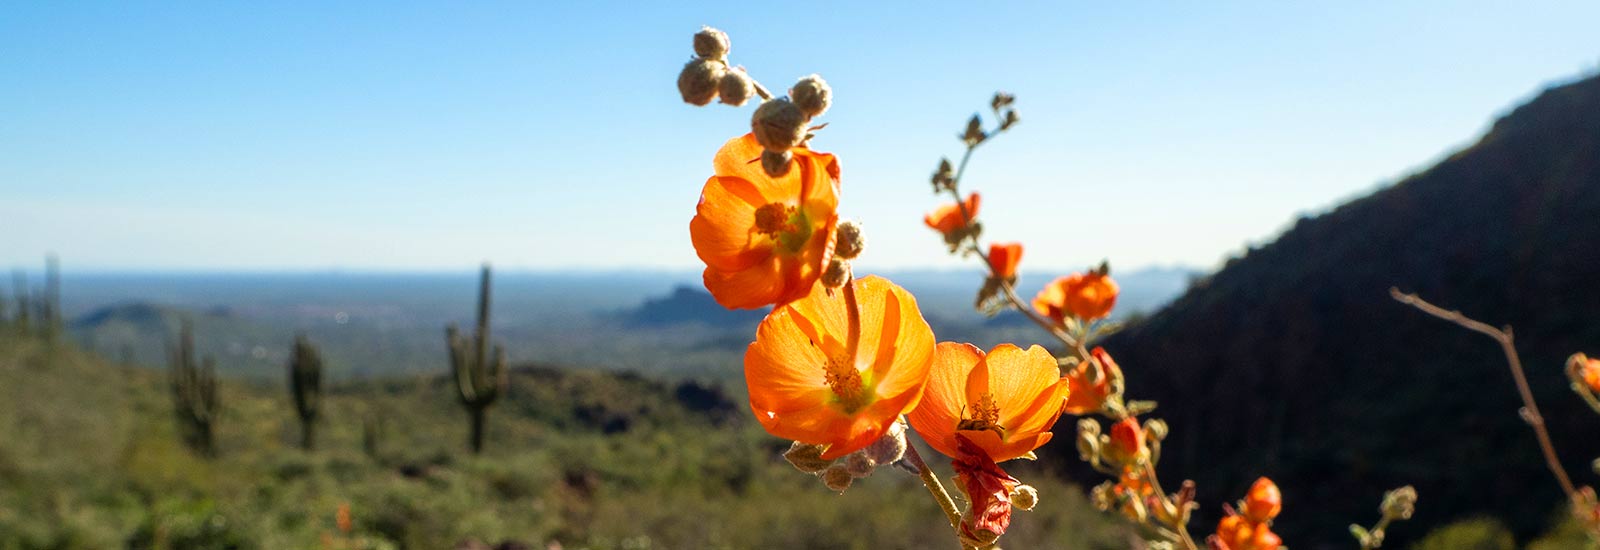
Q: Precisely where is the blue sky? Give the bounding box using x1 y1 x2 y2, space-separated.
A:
3 2 1598 273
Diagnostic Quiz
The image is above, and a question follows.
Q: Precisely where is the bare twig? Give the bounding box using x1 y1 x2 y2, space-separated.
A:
1389 287 1580 502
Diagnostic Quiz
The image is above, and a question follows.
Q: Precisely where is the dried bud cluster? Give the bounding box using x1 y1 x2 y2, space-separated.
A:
782 421 908 494
834 220 864 260
677 27 755 107
750 74 833 176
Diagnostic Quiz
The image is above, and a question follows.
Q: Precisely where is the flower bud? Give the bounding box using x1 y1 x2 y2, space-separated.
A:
1380 485 1417 520
751 98 807 152
790 74 832 118
1144 418 1169 442
863 420 907 465
844 451 876 478
692 26 730 59
1011 484 1038 511
821 464 854 493
677 58 725 106
783 441 832 473
1107 417 1145 464
834 220 864 260
718 69 754 107
821 258 849 289
1075 418 1102 462
759 148 792 177
1241 477 1282 523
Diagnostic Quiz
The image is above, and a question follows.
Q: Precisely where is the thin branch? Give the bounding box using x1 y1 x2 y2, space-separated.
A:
1389 287 1580 502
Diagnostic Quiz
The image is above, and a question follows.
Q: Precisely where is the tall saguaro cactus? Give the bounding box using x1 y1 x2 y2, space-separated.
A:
288 334 324 451
12 270 29 335
41 254 60 343
168 321 219 457
446 264 508 454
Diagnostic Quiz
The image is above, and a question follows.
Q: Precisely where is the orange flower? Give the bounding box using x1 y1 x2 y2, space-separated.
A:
1111 465 1155 519
952 434 1020 546
335 502 352 533
691 134 841 309
1241 477 1282 523
987 242 1023 280
1064 347 1122 415
907 342 1067 462
1032 271 1119 323
925 192 980 235
745 275 935 459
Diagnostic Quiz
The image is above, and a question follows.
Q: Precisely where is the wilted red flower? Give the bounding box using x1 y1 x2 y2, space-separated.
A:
1064 347 1122 415
951 434 1019 546
925 193 980 235
690 134 840 309
1032 271 1119 323
745 276 935 459
906 342 1067 462
1241 477 1282 523
987 242 1023 280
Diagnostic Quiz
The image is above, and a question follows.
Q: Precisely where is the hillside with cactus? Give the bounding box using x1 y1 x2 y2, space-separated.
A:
1085 73 1600 547
0 331 1139 549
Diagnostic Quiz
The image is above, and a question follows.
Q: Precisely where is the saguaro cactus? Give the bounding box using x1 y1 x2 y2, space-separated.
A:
168 321 219 456
40 254 60 343
446 264 508 454
12 270 29 335
288 334 324 451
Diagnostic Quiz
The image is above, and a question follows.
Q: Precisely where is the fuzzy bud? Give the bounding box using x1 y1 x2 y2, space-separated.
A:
844 452 876 478
790 74 832 118
834 220 865 260
783 441 832 473
1380 485 1417 520
1011 485 1038 511
759 149 792 177
821 464 854 493
1076 418 1102 462
677 58 725 106
692 26 730 59
1144 418 1169 442
864 419 908 465
821 258 849 289
751 98 808 152
718 69 754 107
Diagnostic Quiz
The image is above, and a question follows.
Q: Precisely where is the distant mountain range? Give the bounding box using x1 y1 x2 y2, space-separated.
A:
1070 73 1600 548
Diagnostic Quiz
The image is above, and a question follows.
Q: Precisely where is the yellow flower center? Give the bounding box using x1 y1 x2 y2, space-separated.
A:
956 393 1006 438
753 202 812 254
824 353 868 413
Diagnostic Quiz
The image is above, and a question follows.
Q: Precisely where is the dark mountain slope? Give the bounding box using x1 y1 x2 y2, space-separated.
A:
1072 74 1600 547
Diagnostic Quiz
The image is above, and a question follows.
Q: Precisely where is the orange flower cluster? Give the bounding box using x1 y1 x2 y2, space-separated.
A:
1212 478 1283 550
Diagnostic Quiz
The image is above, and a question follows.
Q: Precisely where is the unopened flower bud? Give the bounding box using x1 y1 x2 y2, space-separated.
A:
844 452 876 478
760 148 792 177
834 220 864 260
692 26 730 59
1011 484 1038 511
863 420 907 465
821 258 849 289
1076 418 1102 462
677 58 725 106
1089 482 1114 512
1144 418 1169 442
783 441 832 473
821 464 853 493
790 74 832 118
1380 485 1417 520
751 98 807 152
718 69 754 107
1242 477 1282 523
